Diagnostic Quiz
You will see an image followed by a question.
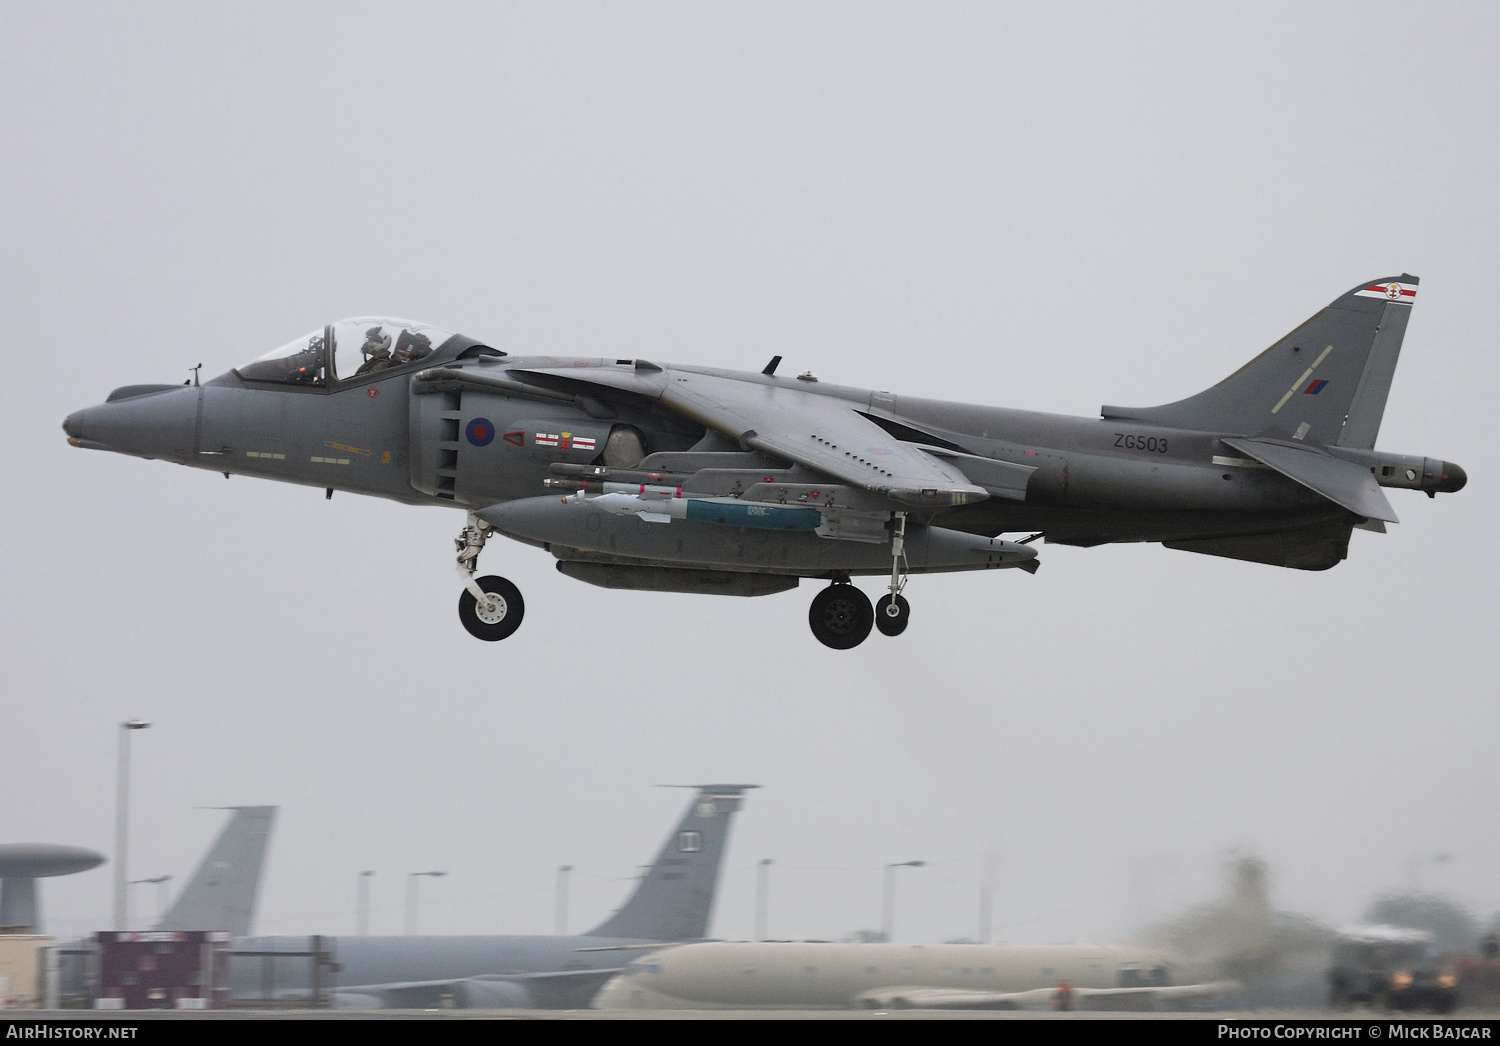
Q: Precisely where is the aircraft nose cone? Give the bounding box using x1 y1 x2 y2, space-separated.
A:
1437 461 1467 493
62 387 199 461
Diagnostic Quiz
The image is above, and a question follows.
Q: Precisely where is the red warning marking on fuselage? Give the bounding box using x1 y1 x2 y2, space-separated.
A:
503 431 524 447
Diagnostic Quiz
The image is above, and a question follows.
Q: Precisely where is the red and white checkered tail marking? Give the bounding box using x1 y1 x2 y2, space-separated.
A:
1354 280 1418 304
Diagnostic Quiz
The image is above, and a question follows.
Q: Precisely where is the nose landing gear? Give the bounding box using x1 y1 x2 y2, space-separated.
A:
455 513 525 642
458 575 525 641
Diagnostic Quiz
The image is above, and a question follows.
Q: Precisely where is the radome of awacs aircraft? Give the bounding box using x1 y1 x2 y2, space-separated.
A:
65 277 1463 649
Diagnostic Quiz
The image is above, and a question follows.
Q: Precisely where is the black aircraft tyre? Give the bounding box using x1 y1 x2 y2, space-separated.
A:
874 593 910 637
458 575 525 641
808 584 874 650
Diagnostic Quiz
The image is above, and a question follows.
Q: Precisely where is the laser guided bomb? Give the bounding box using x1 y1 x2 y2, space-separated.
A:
64 278 1465 649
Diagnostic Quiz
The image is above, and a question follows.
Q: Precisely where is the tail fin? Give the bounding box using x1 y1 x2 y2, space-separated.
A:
156 806 277 937
1102 276 1419 448
584 785 755 941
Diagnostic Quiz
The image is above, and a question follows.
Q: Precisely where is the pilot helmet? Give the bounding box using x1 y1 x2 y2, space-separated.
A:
363 328 392 356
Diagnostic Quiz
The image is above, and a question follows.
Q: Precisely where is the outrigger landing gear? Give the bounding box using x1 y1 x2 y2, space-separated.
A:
876 512 912 638
875 593 910 637
806 512 913 649
808 578 874 650
455 513 525 641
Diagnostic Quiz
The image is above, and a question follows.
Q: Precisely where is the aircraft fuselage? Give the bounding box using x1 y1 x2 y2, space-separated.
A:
64 279 1466 647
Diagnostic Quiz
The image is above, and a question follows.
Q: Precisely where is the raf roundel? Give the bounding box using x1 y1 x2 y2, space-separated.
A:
466 418 496 447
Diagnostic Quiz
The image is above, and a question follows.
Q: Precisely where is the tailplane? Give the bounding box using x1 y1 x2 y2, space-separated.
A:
156 806 277 937
1103 276 1419 448
584 784 755 941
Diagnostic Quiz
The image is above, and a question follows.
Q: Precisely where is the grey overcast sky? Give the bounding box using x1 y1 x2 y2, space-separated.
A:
2 2 1496 945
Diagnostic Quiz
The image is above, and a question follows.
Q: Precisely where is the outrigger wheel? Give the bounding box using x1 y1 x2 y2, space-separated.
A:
458 575 525 641
808 583 874 650
875 593 910 637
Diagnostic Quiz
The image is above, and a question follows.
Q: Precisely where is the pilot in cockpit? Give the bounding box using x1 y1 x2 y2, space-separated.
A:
355 326 396 375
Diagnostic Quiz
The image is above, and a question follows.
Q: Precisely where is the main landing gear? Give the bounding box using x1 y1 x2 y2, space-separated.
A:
808 582 874 650
807 513 913 650
455 513 525 641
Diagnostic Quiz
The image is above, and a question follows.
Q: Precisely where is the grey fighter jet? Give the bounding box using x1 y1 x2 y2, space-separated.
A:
64 278 1465 649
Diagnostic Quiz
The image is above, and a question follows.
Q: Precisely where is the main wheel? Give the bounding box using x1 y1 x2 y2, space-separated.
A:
458 575 525 641
808 584 874 650
874 593 910 637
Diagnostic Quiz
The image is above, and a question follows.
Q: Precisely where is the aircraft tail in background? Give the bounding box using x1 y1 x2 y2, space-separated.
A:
584 785 755 942
156 806 276 937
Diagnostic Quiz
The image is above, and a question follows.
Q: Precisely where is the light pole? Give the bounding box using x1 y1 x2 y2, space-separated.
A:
357 871 374 936
113 719 151 931
406 871 446 934
755 859 773 941
556 866 573 935
978 878 991 945
882 860 925 942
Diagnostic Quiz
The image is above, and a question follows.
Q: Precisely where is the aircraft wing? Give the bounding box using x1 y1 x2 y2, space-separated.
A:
508 365 990 508
854 979 1238 1011
334 968 625 1010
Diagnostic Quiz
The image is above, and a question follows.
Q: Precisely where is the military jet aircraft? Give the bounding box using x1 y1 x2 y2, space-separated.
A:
64 276 1465 649
60 789 749 1009
236 785 752 1009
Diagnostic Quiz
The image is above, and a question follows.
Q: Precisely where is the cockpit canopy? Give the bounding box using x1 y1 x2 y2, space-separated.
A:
236 318 456 387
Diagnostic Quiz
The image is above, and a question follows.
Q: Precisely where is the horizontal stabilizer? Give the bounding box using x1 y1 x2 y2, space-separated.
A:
1220 437 1397 522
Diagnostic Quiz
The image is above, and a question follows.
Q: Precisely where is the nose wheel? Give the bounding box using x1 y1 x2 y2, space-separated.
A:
454 512 526 642
458 575 525 641
808 583 874 650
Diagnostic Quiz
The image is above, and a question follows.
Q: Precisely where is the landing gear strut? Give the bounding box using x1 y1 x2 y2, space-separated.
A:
877 512 911 637
454 513 525 641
